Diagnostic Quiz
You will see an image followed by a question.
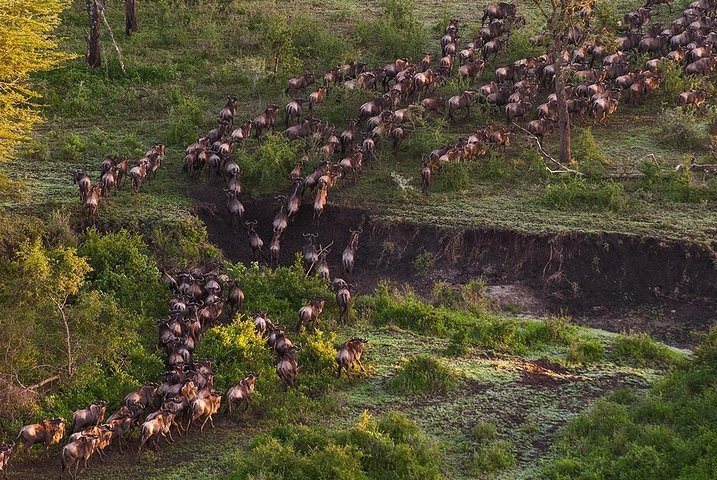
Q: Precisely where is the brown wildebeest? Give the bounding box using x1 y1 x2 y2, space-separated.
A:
273 197 289 233
85 185 102 219
227 280 244 314
296 297 326 333
505 100 532 125
527 117 554 142
124 383 158 410
591 93 620 122
482 2 517 25
313 183 328 223
419 52 432 72
362 133 376 163
317 247 331 280
302 233 319 272
246 220 264 261
231 121 252 143
421 160 433 195
269 228 282 267
286 72 315 94
252 104 280 138
225 189 245 225
685 56 717 75
100 166 118 198
129 159 149 193
72 171 91 201
421 96 446 115
340 119 358 155
459 61 485 85
342 228 361 275
138 405 177 452
447 90 478 122
489 127 511 151
483 37 507 62
413 69 436 97
189 391 222 432
60 433 99 480
336 338 367 378
0 441 14 479
390 124 405 155
287 180 303 219
276 345 300 388
624 7 651 31
308 87 328 113
226 373 258 415
285 119 314 141
358 94 391 122
219 95 238 125
284 98 306 127
333 279 352 324
677 88 707 109
72 401 107 433
17 418 66 457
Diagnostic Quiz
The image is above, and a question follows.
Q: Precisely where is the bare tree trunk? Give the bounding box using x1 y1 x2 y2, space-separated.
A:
53 297 73 377
125 0 137 36
553 50 572 165
86 0 101 68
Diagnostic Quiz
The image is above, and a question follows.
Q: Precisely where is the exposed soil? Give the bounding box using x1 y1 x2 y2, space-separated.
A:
190 185 717 347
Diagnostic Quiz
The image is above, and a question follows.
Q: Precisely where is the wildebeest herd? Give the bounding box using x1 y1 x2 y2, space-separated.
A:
2 264 365 479
39 1 715 478
72 143 165 219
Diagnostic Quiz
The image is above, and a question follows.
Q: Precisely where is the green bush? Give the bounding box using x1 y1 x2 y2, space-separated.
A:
567 338 605 364
150 217 223 269
413 251 438 276
471 421 498 444
165 92 206 146
520 316 577 349
573 127 608 174
401 118 453 161
470 440 517 476
542 327 717 479
611 333 682 368
229 412 442 480
444 328 470 356
386 354 461 395
433 162 474 193
658 107 710 150
542 177 629 212
355 0 430 64
79 228 168 317
236 132 302 194
638 159 717 203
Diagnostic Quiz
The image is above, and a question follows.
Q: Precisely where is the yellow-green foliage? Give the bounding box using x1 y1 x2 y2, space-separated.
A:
0 0 73 161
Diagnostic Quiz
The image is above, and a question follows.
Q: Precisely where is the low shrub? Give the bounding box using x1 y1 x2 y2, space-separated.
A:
165 92 206 146
236 133 302 194
542 177 629 212
658 107 710 150
520 316 577 349
229 412 443 480
386 354 461 395
469 440 517 476
444 328 470 356
150 217 223 269
567 338 605 364
471 421 498 444
413 251 438 276
610 333 683 368
433 162 474 193
638 159 717 203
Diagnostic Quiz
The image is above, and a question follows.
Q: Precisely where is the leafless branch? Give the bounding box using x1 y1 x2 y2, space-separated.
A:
512 122 585 176
97 1 126 74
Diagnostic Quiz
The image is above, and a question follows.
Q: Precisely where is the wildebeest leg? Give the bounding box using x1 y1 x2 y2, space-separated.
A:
166 430 174 444
356 359 366 372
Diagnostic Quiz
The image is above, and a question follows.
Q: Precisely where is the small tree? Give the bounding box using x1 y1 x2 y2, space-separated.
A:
13 240 92 377
528 0 594 165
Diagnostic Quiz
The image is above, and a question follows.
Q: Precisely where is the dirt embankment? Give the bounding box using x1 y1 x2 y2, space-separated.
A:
192 188 717 346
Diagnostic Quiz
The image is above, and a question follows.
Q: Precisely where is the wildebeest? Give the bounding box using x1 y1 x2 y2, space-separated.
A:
284 98 306 127
482 2 517 25
286 72 315 94
246 220 264 261
333 280 352 324
0 441 14 480
252 104 280 138
336 338 367 378
85 185 102 219
124 383 158 410
226 373 258 415
138 405 177 452
677 88 707 108
342 228 361 274
189 391 222 432
17 418 66 456
448 90 478 122
296 297 326 332
225 189 245 225
72 402 107 433
129 159 149 193
276 345 300 388
219 95 239 125
60 433 98 480
72 171 91 201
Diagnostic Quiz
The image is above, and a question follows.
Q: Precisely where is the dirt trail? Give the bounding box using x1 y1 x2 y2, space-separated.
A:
190 183 717 347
